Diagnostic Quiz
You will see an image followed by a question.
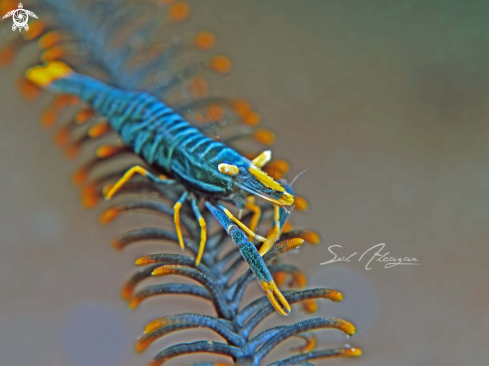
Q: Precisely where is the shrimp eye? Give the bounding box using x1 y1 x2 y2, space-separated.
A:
218 163 239 176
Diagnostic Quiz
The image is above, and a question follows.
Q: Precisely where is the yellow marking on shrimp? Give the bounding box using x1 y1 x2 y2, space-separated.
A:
26 61 72 87
259 204 281 256
218 163 239 176
221 207 268 243
251 150 271 168
195 216 207 266
104 165 148 200
259 280 291 316
173 202 185 250
244 196 261 240
248 165 294 206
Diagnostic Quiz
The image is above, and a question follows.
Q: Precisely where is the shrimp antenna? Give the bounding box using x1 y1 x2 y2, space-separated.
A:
284 169 307 190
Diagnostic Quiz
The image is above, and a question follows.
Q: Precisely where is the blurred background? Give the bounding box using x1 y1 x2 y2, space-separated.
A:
1 0 488 365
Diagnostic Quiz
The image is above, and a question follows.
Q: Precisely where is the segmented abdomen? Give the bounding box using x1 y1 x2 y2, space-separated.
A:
54 73 244 195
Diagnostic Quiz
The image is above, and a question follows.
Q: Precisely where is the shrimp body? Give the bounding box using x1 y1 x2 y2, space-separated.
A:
43 68 292 206
27 61 294 315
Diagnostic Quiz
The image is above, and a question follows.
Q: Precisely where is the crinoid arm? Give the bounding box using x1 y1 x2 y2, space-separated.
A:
6 0 362 364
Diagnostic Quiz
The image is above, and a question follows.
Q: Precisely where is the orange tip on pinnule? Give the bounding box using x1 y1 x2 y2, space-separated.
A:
302 299 318 314
17 76 41 101
72 168 88 186
39 31 62 49
253 129 275 145
336 319 356 336
128 297 141 310
144 318 168 334
135 256 151 266
232 99 251 116
190 77 209 97
345 346 362 357
194 31 216 50
269 159 290 174
194 113 207 124
40 109 57 128
64 144 79 160
265 159 290 180
148 360 160 366
0 45 15 67
290 332 317 353
54 94 78 108
99 208 120 225
53 127 70 147
294 196 308 211
121 284 133 300
242 111 261 126
301 230 320 245
88 122 110 138
282 221 293 233
210 55 232 73
207 104 225 121
111 239 123 251
135 339 150 353
327 290 344 302
282 238 304 250
75 108 95 124
41 46 65 62
151 266 171 276
22 20 45 41
26 61 72 88
168 1 189 22
81 196 98 209
272 271 287 286
96 145 119 159
292 272 307 288
81 187 99 209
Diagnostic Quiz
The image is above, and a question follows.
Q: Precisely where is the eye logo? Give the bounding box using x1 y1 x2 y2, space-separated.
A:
2 3 38 32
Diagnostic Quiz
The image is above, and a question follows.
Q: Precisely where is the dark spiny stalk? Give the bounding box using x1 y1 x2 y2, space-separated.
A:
2 0 362 364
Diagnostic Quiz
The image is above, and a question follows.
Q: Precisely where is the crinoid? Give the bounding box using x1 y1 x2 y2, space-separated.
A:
1 0 362 364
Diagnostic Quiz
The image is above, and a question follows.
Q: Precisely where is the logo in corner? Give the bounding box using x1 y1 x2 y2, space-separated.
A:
2 3 38 32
